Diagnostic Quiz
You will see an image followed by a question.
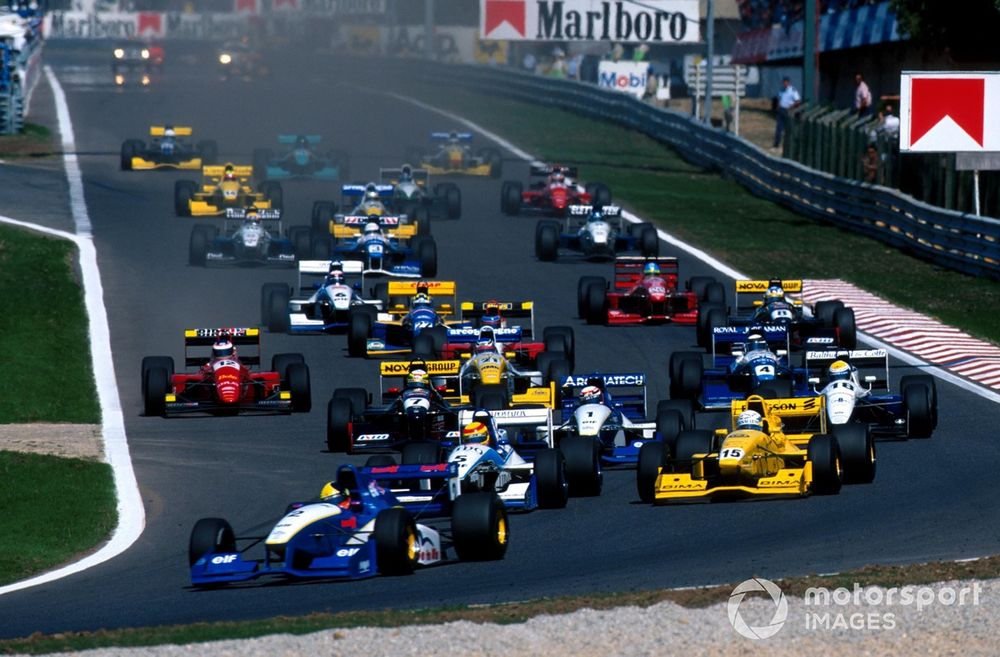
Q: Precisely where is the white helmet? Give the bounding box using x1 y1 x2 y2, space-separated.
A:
736 410 763 431
363 222 381 236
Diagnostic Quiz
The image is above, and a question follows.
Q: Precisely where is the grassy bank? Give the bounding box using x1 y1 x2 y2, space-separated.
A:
402 88 1000 344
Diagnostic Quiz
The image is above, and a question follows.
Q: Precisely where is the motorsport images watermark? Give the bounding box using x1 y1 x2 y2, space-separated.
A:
727 577 983 639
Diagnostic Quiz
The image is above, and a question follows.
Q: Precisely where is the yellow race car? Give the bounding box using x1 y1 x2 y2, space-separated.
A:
120 126 217 171
406 131 502 177
637 394 875 504
174 164 282 217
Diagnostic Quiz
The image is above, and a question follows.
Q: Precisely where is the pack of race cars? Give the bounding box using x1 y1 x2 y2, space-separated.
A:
127 125 939 586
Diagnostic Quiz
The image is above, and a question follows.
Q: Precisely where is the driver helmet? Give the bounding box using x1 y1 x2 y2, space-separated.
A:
736 409 763 432
579 385 603 404
589 209 604 222
746 333 769 354
412 292 432 309
163 126 176 139
476 327 497 354
295 135 308 148
223 165 236 181
552 171 565 184
318 482 351 509
212 337 234 359
363 183 381 206
406 367 429 388
643 262 661 277
481 302 502 329
462 420 491 446
400 163 413 182
245 209 260 223
448 130 459 143
325 264 344 286
766 284 784 302
828 360 852 382
363 222 381 237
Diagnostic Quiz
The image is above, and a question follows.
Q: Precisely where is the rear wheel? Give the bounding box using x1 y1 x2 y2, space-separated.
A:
754 380 793 399
452 492 508 561
140 356 174 400
636 442 666 503
332 387 368 417
577 276 603 318
501 181 522 215
472 384 509 410
655 409 684 454
143 366 169 416
668 352 702 399
675 357 703 401
640 225 658 257
815 300 845 327
834 307 857 349
542 326 575 370
188 517 236 567
310 235 331 260
260 283 288 328
533 448 569 509
174 180 196 216
262 181 283 211
591 182 612 206
417 237 438 278
286 362 311 413
704 281 725 305
374 508 419 575
311 201 337 234
697 305 727 350
401 441 443 465
900 374 938 429
271 353 305 381
670 430 714 473
560 435 602 497
348 310 371 357
444 184 461 219
688 276 715 300
365 455 397 467
584 280 607 325
657 398 695 432
287 226 311 260
326 397 353 452
120 139 137 170
188 225 211 266
808 433 843 495
902 381 934 438
267 286 290 333
535 221 559 261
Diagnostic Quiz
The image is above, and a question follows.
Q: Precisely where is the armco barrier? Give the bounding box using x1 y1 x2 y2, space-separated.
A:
0 8 44 135
401 60 1000 280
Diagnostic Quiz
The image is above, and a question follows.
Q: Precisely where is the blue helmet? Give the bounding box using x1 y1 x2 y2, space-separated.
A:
644 262 660 276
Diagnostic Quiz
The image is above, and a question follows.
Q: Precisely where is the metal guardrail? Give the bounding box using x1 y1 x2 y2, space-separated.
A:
403 60 1000 280
0 8 44 135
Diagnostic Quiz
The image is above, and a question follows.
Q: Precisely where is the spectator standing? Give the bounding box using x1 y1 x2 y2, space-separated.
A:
854 73 872 117
773 76 801 151
548 47 567 78
880 104 900 134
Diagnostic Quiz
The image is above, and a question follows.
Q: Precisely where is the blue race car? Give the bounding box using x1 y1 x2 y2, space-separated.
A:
350 280 462 358
253 134 349 182
330 215 438 279
311 182 431 237
189 208 298 268
535 204 659 262
188 463 507 586
669 324 811 410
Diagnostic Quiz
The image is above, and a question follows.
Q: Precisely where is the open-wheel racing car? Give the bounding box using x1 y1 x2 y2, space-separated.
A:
324 214 437 279
577 257 725 326
637 394 876 503
379 165 461 222
261 260 381 334
175 164 282 217
140 327 311 417
534 204 658 262
406 130 502 177
310 182 431 238
120 125 217 171
111 40 163 87
188 463 508 585
501 165 610 217
349 280 464 358
188 208 299 267
253 134 349 182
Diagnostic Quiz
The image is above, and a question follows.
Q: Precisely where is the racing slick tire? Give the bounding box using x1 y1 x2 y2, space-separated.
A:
636 441 667 503
374 507 419 575
311 201 337 234
373 281 390 308
807 433 843 495
188 224 212 267
326 397 353 453
196 140 218 165
591 182 612 206
348 309 372 357
425 325 448 355
143 366 170 417
252 148 272 181
260 282 288 327
577 276 604 318
310 235 332 260
543 357 572 401
286 362 312 413
902 380 934 438
833 307 857 349
174 180 197 216
675 357 704 401
401 441 444 465
265 285 291 333
688 276 717 301
668 352 702 395
481 147 503 178
416 237 438 278
120 139 140 170
657 398 696 433
704 281 726 305
444 184 462 219
815 300 845 327
365 455 397 467
413 206 432 236
333 387 368 416
900 374 938 430
262 181 283 212
453 492 509 561
412 333 436 359
533 448 569 509
287 226 311 261
671 430 714 474
655 409 685 454
640 225 659 257
141 356 174 401
543 326 575 370
753 380 793 399
188 517 236 567
833 423 875 484
472 384 509 410
535 221 559 261
697 304 727 350
501 181 522 215
560 435 603 497
271 353 305 381
584 280 608 325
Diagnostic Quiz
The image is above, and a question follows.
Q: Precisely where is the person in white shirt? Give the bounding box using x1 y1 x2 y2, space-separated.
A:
773 77 801 150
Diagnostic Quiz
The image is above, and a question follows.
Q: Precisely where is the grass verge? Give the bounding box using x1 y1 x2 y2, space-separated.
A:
400 87 1000 345
0 452 115 587
0 123 55 158
2 554 997 654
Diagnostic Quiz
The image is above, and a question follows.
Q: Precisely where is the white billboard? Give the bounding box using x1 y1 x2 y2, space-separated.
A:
900 72 1000 153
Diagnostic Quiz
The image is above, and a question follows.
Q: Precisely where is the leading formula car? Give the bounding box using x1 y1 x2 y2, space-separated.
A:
188 463 507 585
120 125 217 171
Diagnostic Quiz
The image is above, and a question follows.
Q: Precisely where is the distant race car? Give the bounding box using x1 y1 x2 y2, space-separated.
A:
534 204 658 262
636 394 876 503
262 260 382 334
217 40 268 80
112 40 163 87
140 327 311 417
253 134 349 182
379 166 461 222
188 463 507 585
174 164 282 216
805 349 938 439
311 182 433 237
327 215 438 279
188 208 298 268
120 125 217 171
501 165 611 217
697 278 857 350
350 280 463 358
577 257 725 326
406 131 502 177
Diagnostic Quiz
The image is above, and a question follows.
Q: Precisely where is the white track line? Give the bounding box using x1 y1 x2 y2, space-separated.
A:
389 91 1000 405
0 68 144 596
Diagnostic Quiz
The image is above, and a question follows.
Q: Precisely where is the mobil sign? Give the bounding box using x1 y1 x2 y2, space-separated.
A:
900 72 1000 152
480 0 699 43
598 61 649 99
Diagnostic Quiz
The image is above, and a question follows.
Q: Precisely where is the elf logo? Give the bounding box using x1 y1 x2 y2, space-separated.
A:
210 554 238 564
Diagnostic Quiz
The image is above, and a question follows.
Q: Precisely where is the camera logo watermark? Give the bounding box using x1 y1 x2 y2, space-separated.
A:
727 577 788 640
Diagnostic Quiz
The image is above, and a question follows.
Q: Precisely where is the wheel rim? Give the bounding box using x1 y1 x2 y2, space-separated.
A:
496 516 508 546
405 527 417 561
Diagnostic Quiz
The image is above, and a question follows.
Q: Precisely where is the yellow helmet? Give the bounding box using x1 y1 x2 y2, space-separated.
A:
319 482 349 507
828 360 852 382
363 205 383 217
462 421 491 446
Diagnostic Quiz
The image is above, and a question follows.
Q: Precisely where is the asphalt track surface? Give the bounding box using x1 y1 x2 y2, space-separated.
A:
2 42 999 638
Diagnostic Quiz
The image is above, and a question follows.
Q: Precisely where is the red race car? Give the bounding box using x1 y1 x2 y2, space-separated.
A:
577 257 725 326
140 327 311 416
500 164 611 217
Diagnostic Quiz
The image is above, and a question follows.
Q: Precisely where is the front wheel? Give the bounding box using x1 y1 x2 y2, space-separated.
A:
636 441 666 503
374 507 419 575
560 435 603 497
452 492 508 561
188 517 236 567
533 448 569 509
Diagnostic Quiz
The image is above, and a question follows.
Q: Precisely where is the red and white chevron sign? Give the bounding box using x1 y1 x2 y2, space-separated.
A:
899 72 1000 152
803 280 1000 390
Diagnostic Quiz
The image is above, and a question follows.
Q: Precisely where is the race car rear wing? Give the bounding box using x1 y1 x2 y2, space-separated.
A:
182 327 261 367
379 167 430 187
341 183 393 199
361 462 460 517
567 204 623 230
430 131 472 141
277 134 320 144
460 301 535 338
150 125 192 136
529 163 578 178
296 259 366 293
445 326 523 344
557 372 648 419
383 280 457 316
734 278 803 311
203 164 253 180
731 394 827 442
614 256 679 290
378 359 462 399
458 407 555 448
711 324 790 360
805 349 889 389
